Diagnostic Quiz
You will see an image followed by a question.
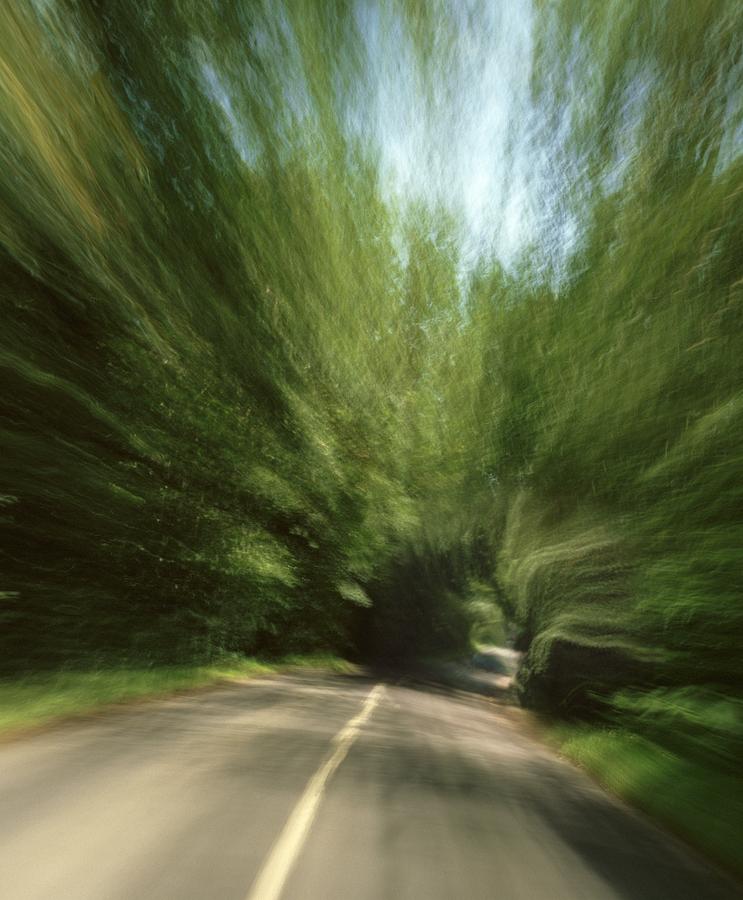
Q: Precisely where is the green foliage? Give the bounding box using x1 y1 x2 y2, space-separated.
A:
1 3 742 865
481 0 742 722
472 2 743 860
466 581 508 647
552 722 743 877
0 654 354 734
0 0 473 669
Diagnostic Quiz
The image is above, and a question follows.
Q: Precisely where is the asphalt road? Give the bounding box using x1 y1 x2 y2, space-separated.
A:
0 672 739 900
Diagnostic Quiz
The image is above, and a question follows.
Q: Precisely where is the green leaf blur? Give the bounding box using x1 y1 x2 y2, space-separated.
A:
1 0 742 872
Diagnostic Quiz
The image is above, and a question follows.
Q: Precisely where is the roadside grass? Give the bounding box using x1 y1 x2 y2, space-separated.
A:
0 654 355 736
549 724 743 879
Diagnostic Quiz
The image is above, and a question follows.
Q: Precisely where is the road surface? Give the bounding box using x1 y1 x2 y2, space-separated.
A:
0 672 739 899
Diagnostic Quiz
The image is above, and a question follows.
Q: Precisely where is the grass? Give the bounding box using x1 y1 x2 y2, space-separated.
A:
549 723 743 880
0 654 355 736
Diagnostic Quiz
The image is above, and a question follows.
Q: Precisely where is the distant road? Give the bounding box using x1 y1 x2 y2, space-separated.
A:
0 672 738 899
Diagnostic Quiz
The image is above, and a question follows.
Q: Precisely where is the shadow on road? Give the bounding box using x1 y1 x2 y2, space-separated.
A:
369 654 519 706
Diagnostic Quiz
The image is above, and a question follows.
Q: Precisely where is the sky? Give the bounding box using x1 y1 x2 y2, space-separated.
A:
353 0 538 269
198 0 741 281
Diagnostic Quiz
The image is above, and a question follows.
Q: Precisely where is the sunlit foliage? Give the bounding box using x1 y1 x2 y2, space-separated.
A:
1 0 742 843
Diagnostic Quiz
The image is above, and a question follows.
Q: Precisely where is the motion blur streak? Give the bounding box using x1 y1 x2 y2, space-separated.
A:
1 0 742 884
